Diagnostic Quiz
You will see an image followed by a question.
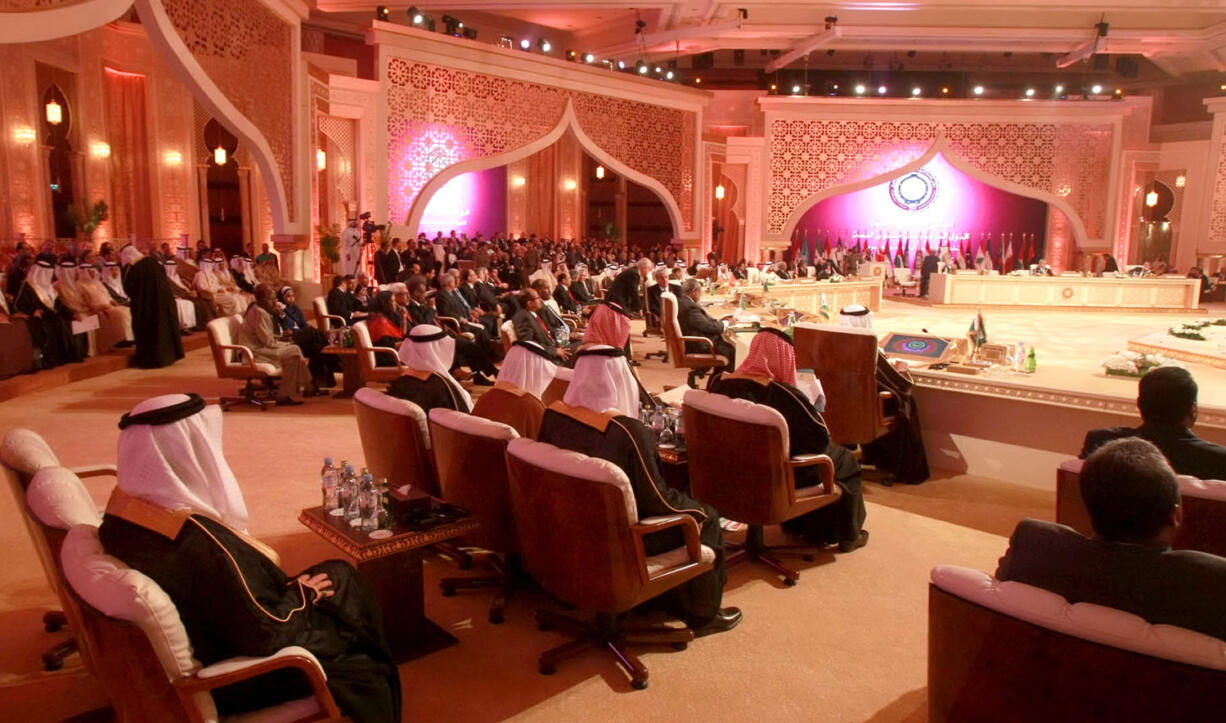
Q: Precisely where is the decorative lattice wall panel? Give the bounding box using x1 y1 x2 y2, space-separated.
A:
1210 140 1226 242
385 58 695 232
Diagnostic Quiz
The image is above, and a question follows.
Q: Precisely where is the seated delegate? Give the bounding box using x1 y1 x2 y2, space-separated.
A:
997 438 1226 642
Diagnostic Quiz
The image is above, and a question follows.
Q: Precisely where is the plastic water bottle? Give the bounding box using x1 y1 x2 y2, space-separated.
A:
650 405 666 441
347 471 368 527
358 474 378 531
339 463 357 518
321 458 340 514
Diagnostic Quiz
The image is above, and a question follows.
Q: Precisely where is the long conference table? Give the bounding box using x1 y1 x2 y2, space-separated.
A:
738 277 883 316
929 273 1201 311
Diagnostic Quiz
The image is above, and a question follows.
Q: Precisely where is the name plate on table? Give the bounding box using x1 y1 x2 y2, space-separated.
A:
72 314 100 335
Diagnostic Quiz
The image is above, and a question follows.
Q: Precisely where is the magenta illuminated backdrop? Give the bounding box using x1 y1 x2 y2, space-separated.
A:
419 166 507 237
794 154 1047 265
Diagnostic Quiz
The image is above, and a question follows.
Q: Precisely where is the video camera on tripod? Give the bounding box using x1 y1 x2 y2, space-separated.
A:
359 212 385 245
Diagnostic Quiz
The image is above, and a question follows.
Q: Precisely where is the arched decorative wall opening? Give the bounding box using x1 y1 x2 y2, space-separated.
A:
203 119 243 255
40 82 76 240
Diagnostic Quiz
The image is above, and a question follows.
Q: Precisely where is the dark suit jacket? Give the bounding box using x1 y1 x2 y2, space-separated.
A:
512 307 558 355
647 282 681 318
677 293 724 342
997 518 1226 641
476 282 501 312
377 249 403 285
406 300 436 327
458 284 483 312
326 287 356 326
435 289 473 323
373 249 390 284
553 284 580 314
571 279 595 303
1081 423 1226 481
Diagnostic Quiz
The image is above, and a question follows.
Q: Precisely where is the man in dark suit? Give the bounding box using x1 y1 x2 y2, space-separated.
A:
677 278 735 375
1081 367 1226 480
378 237 405 285
918 250 940 297
512 285 573 361
997 438 1226 642
553 271 581 315
325 275 365 326
646 267 681 319
571 266 596 305
436 272 497 344
403 278 495 384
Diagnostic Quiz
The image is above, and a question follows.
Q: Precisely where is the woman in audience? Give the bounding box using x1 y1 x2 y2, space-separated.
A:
471 340 557 438
275 286 335 388
709 329 868 552
364 290 406 368
98 393 400 722
388 324 473 413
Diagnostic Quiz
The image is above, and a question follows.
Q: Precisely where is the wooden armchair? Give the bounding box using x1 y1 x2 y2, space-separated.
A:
429 409 521 622
893 268 919 295
659 291 728 388
505 438 715 690
792 323 896 446
351 321 406 385
683 389 840 585
206 315 280 411
1057 459 1226 557
928 564 1226 722
59 524 339 723
311 297 345 332
1 428 116 671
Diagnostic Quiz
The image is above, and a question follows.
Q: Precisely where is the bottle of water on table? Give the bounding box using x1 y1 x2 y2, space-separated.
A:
320 457 339 514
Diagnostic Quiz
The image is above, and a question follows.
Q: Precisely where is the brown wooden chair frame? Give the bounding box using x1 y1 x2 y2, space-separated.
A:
659 291 728 388
206 315 281 411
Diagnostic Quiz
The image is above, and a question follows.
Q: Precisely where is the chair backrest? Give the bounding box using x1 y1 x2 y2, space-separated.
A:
541 367 571 407
60 524 206 722
353 387 438 496
683 390 796 525
471 385 546 440
928 564 1226 722
2 428 66 595
500 319 516 354
895 268 913 284
1057 458 1226 557
505 438 643 613
351 321 379 377
428 409 518 551
659 292 688 362
312 296 333 331
792 322 884 444
205 315 245 376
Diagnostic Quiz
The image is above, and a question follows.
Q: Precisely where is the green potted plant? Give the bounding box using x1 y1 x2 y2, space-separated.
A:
64 200 108 239
318 223 341 279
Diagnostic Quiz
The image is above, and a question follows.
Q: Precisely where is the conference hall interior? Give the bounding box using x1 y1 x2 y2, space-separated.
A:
4 1 1226 721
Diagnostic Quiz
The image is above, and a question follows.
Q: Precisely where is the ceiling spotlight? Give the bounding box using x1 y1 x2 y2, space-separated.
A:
792 84 801 94
941 87 949 94
1055 85 1064 93
617 60 625 69
539 38 551 53
666 71 675 80
854 84 866 95
442 15 462 36
1025 88 1035 97
584 53 596 63
375 5 389 21
1091 84 1103 94
695 77 702 84
407 6 423 24
519 38 531 50
566 49 577 60
769 83 777 91
973 85 984 95
1114 88 1123 95
636 60 647 74
877 85 887 95
911 87 921 96
654 66 662 74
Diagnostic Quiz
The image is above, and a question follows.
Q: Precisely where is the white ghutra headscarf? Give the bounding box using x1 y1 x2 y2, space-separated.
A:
497 340 558 399
102 261 128 301
25 259 58 306
117 394 250 532
398 324 472 410
562 345 640 418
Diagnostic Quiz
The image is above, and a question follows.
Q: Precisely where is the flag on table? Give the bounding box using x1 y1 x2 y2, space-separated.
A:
820 293 831 321
969 310 987 346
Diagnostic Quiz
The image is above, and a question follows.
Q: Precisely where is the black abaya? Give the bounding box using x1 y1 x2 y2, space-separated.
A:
123 256 185 368
15 285 83 368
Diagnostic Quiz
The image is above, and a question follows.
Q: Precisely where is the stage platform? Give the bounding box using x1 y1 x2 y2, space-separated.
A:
928 272 1203 312
1128 324 1226 370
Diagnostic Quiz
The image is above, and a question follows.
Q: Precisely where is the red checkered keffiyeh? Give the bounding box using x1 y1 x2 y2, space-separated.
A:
736 329 797 387
582 302 631 349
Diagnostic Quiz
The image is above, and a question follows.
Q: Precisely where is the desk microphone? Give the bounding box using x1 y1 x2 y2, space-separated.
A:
921 328 929 334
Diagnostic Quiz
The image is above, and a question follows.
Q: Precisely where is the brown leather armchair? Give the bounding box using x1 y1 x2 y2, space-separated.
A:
351 321 407 386
540 368 571 407
353 387 438 497
792 323 897 445
429 409 521 623
505 438 714 690
683 389 841 585
311 296 346 332
206 315 281 410
660 291 728 388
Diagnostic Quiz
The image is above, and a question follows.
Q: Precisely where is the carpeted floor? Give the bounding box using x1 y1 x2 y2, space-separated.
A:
0 322 1054 722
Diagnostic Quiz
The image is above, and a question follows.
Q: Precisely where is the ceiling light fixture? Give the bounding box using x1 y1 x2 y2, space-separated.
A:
584 53 595 63
854 84 866 95
538 38 551 53
519 39 531 50
911 87 921 96
715 184 725 200
973 85 984 95
45 99 62 126
213 146 227 166
877 85 887 95
595 165 605 180
407 6 422 24
1025 88 1035 97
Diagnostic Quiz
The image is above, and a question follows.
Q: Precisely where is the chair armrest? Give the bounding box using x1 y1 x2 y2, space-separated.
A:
370 346 406 368
561 314 580 330
632 514 703 566
71 464 117 479
219 344 263 372
787 454 836 495
176 646 341 719
679 336 716 354
319 313 346 329
436 316 461 334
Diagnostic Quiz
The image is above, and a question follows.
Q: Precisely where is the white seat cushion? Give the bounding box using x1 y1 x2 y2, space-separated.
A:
1063 457 1226 502
683 389 790 452
645 543 716 577
429 407 518 441
27 466 101 529
508 438 637 524
930 565 1226 671
1 428 60 477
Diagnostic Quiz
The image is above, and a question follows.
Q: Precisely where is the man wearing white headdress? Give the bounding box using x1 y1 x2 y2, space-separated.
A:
388 323 473 413
16 258 83 368
238 284 313 406
100 261 129 305
471 340 558 438
97 394 400 722
195 258 245 316
230 254 257 293
159 258 205 332
212 251 254 307
537 346 741 637
120 245 185 368
77 263 135 350
838 304 874 330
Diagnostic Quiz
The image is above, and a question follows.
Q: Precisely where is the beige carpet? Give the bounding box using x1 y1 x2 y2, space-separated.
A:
0 335 1052 722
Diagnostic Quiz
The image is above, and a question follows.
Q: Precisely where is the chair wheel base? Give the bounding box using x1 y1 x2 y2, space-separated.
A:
539 663 556 675
672 642 687 651
631 678 648 690
42 655 63 672
783 577 798 587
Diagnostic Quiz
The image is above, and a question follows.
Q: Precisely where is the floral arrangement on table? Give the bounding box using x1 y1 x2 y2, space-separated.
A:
1007 269 1027 277
1101 350 1182 377
827 274 844 283
1168 318 1226 341
1113 272 1131 279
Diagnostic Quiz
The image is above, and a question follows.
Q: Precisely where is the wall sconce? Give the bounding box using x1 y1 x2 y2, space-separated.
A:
13 127 36 145
715 184 726 200
163 150 182 166
563 178 577 191
1145 190 1158 208
316 148 327 171
512 175 526 187
91 141 111 158
214 146 228 166
1175 175 1186 188
595 165 605 180
45 100 62 126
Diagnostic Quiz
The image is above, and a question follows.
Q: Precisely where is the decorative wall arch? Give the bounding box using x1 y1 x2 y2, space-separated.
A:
777 135 1090 252
404 99 684 238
